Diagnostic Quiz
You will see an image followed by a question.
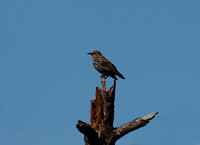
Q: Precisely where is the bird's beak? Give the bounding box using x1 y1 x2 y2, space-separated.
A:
87 52 92 55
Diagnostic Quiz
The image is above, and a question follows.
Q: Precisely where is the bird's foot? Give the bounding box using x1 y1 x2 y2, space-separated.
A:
100 74 106 79
100 74 108 79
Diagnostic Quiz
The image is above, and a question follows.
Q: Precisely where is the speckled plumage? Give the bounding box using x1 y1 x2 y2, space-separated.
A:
88 50 125 80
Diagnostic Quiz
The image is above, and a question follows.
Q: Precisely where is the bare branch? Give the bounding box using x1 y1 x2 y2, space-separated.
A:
76 120 97 136
113 112 159 141
76 120 101 145
141 111 159 121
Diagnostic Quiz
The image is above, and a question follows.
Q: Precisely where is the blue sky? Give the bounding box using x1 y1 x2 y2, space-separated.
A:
0 0 200 145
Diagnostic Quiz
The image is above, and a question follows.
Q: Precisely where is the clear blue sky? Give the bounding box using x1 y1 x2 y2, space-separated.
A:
0 0 199 145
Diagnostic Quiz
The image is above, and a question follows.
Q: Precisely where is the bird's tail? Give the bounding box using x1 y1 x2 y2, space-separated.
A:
117 73 125 79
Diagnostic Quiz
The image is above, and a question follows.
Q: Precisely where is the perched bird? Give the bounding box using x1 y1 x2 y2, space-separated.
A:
88 50 125 80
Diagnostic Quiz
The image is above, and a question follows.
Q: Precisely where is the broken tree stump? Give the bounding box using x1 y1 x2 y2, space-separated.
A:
76 76 159 145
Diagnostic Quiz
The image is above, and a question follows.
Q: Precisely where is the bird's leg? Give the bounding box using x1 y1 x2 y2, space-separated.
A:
100 74 106 79
101 74 106 92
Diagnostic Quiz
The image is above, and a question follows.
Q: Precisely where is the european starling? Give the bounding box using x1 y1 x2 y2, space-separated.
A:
88 50 125 80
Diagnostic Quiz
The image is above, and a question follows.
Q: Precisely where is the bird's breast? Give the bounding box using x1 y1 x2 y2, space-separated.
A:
93 59 107 73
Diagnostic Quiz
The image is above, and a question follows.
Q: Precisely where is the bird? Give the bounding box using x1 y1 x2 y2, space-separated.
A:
88 50 125 80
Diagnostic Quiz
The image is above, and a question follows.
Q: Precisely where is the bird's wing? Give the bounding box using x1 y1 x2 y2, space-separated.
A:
101 56 120 74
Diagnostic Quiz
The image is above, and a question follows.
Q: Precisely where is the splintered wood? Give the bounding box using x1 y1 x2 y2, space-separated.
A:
101 76 106 92
77 76 159 145
90 87 104 130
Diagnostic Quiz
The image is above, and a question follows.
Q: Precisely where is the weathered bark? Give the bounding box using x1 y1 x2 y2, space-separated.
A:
112 111 159 142
76 76 158 145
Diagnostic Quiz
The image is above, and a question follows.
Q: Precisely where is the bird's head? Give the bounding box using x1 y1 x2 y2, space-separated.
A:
87 50 102 56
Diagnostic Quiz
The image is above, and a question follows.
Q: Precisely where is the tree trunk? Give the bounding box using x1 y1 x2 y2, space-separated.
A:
76 77 158 145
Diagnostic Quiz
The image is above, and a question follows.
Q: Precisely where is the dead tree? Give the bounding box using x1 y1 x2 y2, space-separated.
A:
76 76 158 145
